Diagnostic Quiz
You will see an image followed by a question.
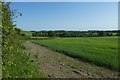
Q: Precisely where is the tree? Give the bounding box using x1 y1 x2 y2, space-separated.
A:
97 31 104 36
48 31 56 37
15 27 21 34
21 33 25 36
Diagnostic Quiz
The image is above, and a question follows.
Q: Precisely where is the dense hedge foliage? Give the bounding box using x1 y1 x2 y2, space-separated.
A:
2 2 45 78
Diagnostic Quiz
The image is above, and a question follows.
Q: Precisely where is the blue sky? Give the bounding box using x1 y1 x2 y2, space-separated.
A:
11 2 118 31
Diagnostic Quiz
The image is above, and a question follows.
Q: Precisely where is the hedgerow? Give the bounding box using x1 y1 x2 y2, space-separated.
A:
1 2 45 78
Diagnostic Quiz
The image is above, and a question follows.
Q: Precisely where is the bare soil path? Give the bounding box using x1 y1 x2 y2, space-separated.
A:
24 41 118 78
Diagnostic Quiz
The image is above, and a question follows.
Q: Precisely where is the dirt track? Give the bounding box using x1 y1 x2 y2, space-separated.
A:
24 41 118 78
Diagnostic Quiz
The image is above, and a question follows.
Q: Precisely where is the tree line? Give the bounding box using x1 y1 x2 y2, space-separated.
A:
31 30 120 37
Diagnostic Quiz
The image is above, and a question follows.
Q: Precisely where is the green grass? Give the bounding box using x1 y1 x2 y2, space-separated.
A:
32 36 119 71
2 41 47 78
21 31 32 37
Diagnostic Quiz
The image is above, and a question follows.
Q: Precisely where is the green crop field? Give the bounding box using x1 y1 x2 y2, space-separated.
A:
32 37 119 70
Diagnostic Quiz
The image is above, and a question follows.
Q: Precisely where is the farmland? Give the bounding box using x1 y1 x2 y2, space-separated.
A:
2 2 119 78
32 36 119 70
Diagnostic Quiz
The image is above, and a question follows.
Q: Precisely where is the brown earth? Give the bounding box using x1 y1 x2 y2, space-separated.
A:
24 41 118 78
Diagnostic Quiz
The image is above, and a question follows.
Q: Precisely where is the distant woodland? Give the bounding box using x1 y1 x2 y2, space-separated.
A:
31 30 120 37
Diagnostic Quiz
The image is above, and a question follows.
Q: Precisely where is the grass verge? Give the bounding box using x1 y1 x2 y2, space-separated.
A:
2 41 47 78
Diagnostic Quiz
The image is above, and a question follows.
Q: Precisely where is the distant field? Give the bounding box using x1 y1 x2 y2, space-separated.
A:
30 37 49 39
32 37 119 70
21 31 33 37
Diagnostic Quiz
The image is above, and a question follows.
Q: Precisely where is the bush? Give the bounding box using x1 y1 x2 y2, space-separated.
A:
2 2 46 78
